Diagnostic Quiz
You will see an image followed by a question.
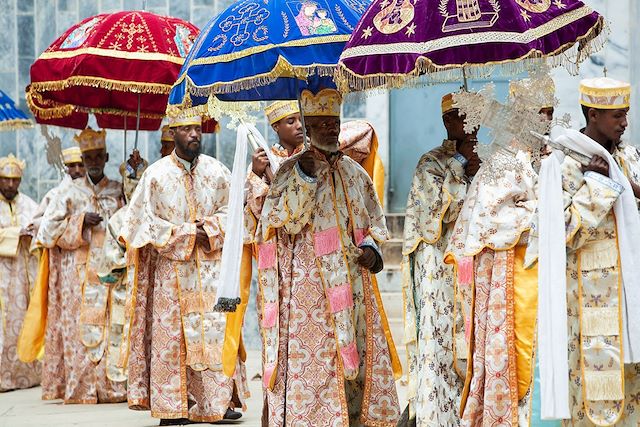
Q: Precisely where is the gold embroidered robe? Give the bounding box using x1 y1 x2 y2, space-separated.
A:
21 177 78 399
119 153 248 422
402 141 469 426
0 193 40 391
255 150 401 426
445 151 538 427
36 175 126 403
526 145 640 426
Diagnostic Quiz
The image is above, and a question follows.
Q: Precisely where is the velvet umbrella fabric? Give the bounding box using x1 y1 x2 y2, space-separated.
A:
0 90 33 131
336 0 607 92
27 10 199 130
167 0 371 118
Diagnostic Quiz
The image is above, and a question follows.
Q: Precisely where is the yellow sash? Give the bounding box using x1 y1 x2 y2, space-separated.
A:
17 248 49 362
513 245 538 399
222 244 251 377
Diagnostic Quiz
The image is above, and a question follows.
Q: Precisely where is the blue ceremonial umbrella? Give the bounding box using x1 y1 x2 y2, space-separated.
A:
0 90 33 131
167 0 371 115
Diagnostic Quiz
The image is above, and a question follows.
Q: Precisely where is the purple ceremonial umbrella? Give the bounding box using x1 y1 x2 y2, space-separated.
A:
336 0 607 92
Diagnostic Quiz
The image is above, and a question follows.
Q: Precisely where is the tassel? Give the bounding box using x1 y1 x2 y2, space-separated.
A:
458 257 474 285
340 341 360 371
326 284 354 313
314 227 341 256
582 307 619 337
584 370 624 401
580 239 618 270
261 302 278 328
258 242 277 269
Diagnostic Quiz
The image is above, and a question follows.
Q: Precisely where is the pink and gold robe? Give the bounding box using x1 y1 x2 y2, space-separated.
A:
402 140 469 426
26 177 74 399
445 151 538 427
0 192 40 391
119 153 248 423
526 144 640 426
36 175 126 403
255 149 401 426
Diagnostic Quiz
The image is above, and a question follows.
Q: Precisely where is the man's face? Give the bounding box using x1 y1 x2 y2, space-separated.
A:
82 149 108 181
174 124 202 160
443 109 472 141
0 177 20 200
592 108 629 144
539 107 554 123
273 113 304 148
305 115 341 153
66 162 85 179
160 140 175 158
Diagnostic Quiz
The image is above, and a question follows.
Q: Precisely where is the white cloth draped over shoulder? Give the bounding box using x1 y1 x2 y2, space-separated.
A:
215 123 277 311
537 126 640 419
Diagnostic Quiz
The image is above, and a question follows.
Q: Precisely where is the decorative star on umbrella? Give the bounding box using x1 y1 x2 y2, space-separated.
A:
336 0 608 92
0 91 33 131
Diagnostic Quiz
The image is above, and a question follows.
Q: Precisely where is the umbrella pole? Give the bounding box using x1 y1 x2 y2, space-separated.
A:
134 93 141 151
462 66 469 91
123 116 127 162
295 80 309 149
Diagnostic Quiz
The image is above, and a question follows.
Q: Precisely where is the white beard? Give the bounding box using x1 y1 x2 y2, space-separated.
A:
310 139 339 153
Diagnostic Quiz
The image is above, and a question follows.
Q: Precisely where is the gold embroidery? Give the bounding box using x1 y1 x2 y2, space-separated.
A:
516 0 551 13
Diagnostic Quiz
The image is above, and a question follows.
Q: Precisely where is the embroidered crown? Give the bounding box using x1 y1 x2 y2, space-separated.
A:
264 101 299 125
74 128 106 153
580 77 630 110
441 93 456 115
300 89 342 117
0 154 25 178
168 114 202 128
61 146 82 165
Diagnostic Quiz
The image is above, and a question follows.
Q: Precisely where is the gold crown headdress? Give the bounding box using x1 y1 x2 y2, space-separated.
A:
61 146 82 165
0 154 25 178
74 128 106 153
579 77 630 109
300 88 342 117
264 101 300 125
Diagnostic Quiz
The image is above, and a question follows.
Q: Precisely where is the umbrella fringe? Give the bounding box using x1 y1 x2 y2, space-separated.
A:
182 63 337 99
335 16 608 93
0 119 34 131
30 76 172 95
27 89 165 120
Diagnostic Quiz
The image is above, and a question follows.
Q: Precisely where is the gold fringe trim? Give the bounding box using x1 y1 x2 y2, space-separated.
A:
584 370 624 401
191 61 336 98
30 76 172 95
580 239 618 270
0 119 34 131
335 16 608 93
26 87 165 120
168 58 337 120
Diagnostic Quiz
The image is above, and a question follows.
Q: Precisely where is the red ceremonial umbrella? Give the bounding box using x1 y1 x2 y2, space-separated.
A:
26 10 217 145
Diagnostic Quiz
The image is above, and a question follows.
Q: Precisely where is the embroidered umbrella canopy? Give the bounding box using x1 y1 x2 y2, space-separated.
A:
0 90 33 131
27 10 200 131
336 0 607 92
167 0 372 118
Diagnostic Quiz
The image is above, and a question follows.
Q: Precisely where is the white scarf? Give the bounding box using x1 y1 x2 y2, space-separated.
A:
215 123 275 311
538 126 640 418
